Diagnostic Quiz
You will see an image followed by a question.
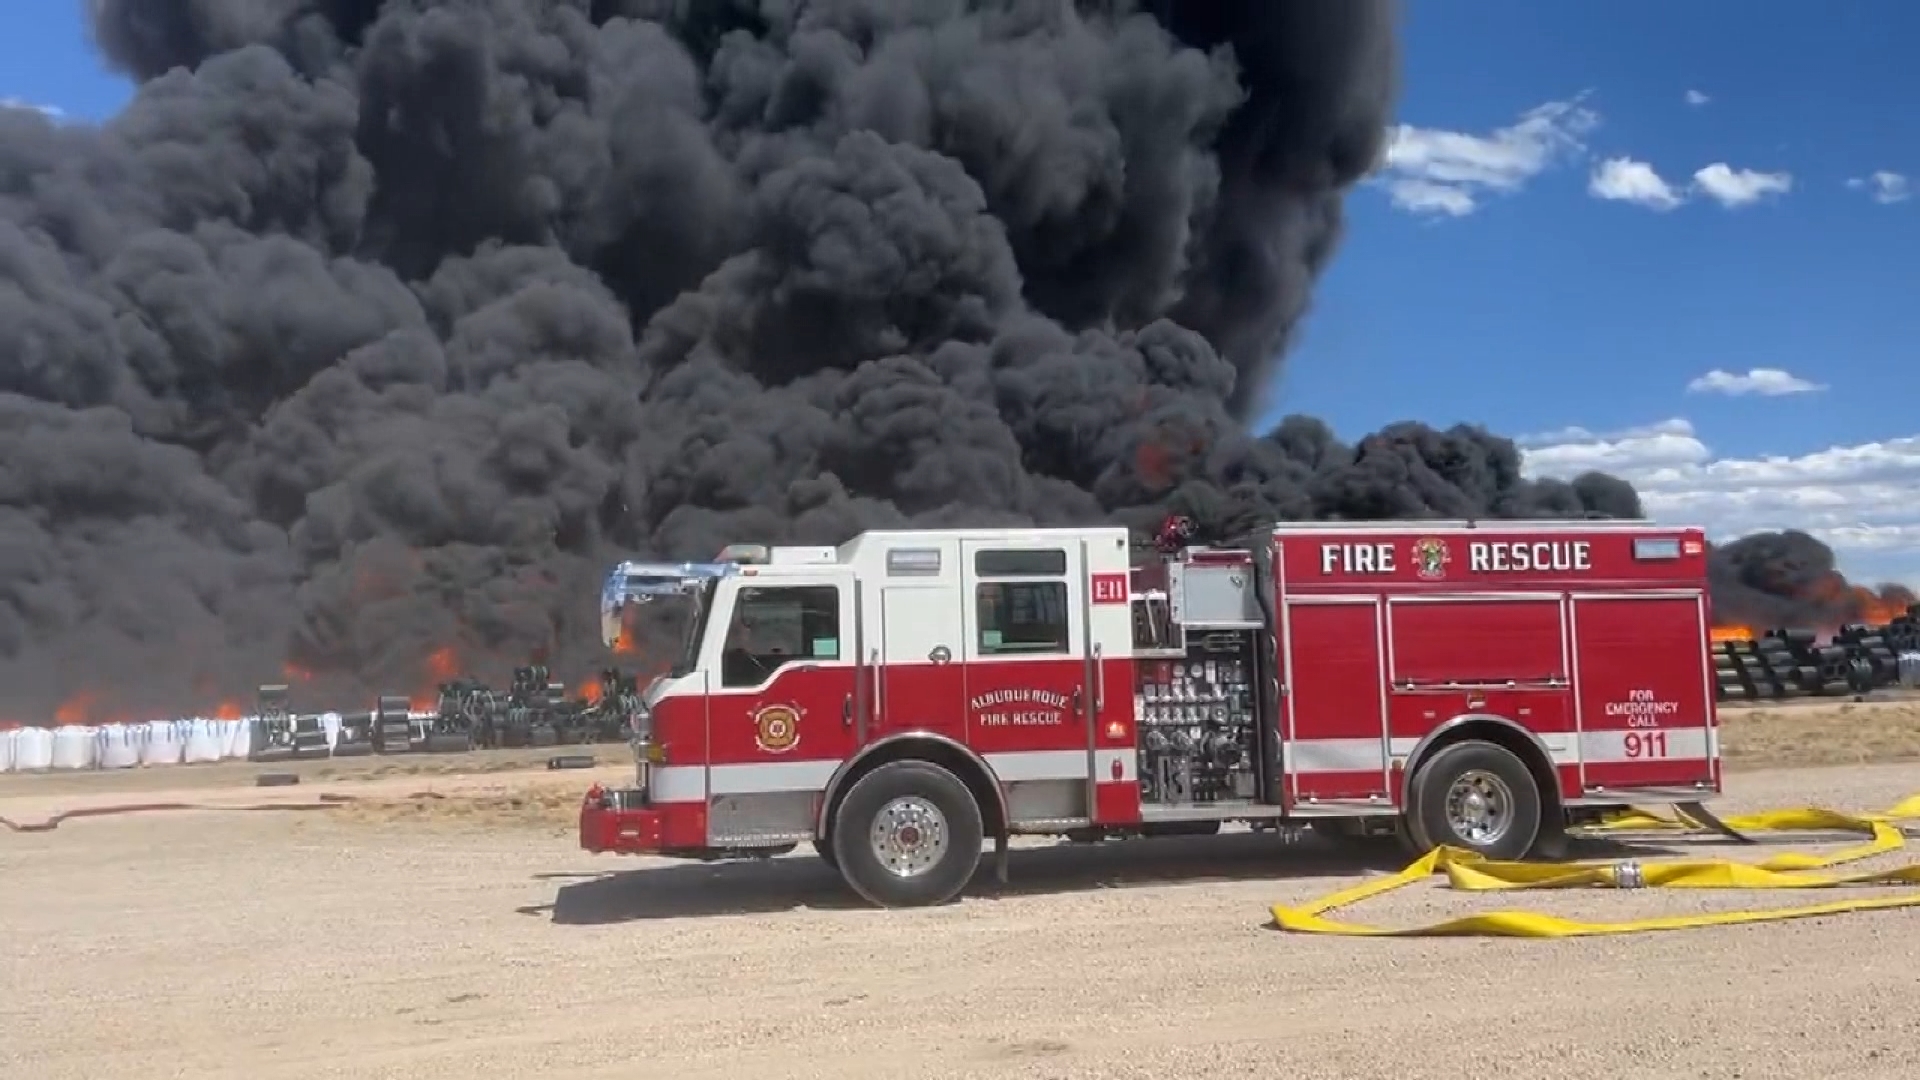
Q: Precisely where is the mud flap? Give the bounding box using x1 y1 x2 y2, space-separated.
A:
993 833 1009 885
1674 801 1757 844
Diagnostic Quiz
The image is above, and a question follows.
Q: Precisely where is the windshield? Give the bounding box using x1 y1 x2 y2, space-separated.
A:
673 581 717 677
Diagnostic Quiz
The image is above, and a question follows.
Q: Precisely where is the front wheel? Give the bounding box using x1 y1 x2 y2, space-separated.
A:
831 761 984 908
1402 740 1542 862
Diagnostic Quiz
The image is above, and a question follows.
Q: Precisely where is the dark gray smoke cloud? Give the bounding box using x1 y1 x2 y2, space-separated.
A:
2 0 1645 720
1707 530 1915 632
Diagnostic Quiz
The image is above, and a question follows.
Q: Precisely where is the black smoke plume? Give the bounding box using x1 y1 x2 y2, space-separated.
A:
1707 530 1915 634
3 0 1650 721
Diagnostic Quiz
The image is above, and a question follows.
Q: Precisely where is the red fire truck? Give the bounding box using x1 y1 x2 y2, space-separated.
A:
580 519 1720 907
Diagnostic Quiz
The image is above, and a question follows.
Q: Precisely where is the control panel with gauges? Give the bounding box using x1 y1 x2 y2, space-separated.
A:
1135 632 1264 807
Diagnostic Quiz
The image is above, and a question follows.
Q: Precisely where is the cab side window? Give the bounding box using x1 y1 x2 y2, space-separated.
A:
720 585 841 688
975 548 1070 656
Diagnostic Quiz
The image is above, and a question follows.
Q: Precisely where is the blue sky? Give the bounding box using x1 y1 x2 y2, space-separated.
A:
1278 0 1917 586
3 2 1915 584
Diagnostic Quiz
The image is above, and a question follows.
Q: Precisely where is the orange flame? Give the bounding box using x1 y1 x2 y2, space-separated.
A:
1848 585 1911 626
426 646 459 681
1711 581 1913 642
54 689 99 726
33 630 666 728
409 645 464 711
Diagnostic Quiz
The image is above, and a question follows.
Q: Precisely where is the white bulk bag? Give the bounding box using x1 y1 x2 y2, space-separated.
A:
320 711 342 749
139 719 185 766
96 723 143 770
13 727 54 771
0 728 16 772
51 725 97 770
225 717 256 759
183 718 225 763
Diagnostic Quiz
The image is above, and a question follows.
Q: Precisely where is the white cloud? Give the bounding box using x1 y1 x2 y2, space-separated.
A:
1685 368 1827 397
1685 89 1711 106
1378 178 1477 218
1519 419 1920 586
0 96 64 120
1691 163 1793 208
1375 96 1599 217
1588 156 1685 210
1847 171 1911 205
1519 419 1711 473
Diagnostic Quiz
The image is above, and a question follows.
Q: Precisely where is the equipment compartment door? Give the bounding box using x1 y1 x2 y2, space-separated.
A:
1282 598 1391 805
1383 594 1576 802
1570 592 1715 790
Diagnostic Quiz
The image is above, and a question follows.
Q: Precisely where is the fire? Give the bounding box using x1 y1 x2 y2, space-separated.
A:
28 632 658 729
426 646 460 681
411 645 464 711
54 689 100 726
1848 584 1912 626
1709 578 1913 642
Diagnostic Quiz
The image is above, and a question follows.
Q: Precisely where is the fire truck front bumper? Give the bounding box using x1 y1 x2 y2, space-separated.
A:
579 784 669 854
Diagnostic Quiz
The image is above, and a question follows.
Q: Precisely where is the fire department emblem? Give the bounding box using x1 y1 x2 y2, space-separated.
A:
1410 537 1451 580
753 704 802 754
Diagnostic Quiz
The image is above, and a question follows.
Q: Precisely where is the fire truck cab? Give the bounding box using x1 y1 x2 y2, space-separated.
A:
580 520 1719 908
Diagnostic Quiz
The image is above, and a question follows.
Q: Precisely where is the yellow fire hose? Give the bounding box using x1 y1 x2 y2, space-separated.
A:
1270 794 1920 938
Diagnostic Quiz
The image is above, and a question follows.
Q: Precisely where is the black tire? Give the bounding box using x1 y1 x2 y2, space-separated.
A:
425 733 475 754
811 839 838 870
830 761 984 908
1402 740 1542 862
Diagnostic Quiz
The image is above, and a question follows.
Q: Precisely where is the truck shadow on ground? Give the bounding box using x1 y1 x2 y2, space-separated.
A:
527 831 1692 924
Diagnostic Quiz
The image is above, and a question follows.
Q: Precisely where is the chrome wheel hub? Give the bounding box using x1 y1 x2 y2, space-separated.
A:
870 796 949 878
1444 769 1514 847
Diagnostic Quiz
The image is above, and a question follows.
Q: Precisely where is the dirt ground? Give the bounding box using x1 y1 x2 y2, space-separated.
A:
5 704 1920 1079
1718 696 1920 767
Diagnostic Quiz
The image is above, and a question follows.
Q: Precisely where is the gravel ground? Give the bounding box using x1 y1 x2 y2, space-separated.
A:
5 763 1920 1080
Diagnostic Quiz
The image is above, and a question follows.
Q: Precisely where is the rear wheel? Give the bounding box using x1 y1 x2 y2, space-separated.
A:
1402 740 1542 862
831 761 984 908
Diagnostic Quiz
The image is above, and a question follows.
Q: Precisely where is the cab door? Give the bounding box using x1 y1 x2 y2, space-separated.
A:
959 538 1091 787
703 568 862 777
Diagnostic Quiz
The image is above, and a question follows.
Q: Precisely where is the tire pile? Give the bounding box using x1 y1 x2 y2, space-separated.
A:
243 668 642 762
1714 603 1920 702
